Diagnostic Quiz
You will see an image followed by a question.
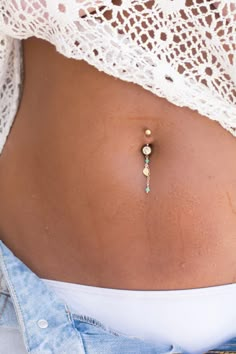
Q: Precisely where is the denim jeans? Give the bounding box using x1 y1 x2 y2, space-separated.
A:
0 241 236 354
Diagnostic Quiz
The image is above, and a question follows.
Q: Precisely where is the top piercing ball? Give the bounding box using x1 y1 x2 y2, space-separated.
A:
145 129 152 137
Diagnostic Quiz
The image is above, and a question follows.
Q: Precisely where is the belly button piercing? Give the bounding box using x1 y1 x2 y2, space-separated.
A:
141 129 152 194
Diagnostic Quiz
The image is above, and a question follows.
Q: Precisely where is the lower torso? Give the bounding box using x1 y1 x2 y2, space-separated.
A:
0 37 236 290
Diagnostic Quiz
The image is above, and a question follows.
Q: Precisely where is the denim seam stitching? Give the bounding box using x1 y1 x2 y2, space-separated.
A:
64 305 86 354
76 314 121 336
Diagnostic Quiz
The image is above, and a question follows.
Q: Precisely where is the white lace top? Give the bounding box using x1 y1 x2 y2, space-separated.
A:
0 1 235 154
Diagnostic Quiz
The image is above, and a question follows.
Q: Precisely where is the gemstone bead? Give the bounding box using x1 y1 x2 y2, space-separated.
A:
143 167 150 176
145 186 150 193
142 145 152 155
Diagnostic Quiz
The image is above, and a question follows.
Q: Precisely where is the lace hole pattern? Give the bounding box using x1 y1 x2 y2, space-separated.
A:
0 0 235 153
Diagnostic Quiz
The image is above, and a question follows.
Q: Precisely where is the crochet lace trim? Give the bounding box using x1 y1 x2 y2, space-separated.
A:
0 1 235 152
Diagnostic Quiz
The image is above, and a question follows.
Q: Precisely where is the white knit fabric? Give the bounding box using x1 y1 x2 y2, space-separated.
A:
0 1 235 153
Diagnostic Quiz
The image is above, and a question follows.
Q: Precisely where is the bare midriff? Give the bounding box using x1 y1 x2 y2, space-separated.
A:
0 37 236 290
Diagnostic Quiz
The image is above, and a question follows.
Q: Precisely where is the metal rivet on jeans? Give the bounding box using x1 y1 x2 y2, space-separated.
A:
37 319 49 329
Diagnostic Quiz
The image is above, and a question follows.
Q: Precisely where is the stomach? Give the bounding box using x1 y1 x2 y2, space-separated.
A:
0 37 236 290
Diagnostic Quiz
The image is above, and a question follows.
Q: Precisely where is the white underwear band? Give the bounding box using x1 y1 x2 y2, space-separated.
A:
43 279 236 354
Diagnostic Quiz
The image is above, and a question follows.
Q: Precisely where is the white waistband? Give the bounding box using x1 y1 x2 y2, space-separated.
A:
43 278 236 354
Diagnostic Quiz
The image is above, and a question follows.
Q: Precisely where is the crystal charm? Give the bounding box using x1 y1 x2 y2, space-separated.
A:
142 145 152 155
143 167 150 177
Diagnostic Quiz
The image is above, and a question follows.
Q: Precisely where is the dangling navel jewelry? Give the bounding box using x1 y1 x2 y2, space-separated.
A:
141 129 152 194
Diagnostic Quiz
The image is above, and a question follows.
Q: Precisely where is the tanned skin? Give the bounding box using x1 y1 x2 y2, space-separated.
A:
0 37 236 290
